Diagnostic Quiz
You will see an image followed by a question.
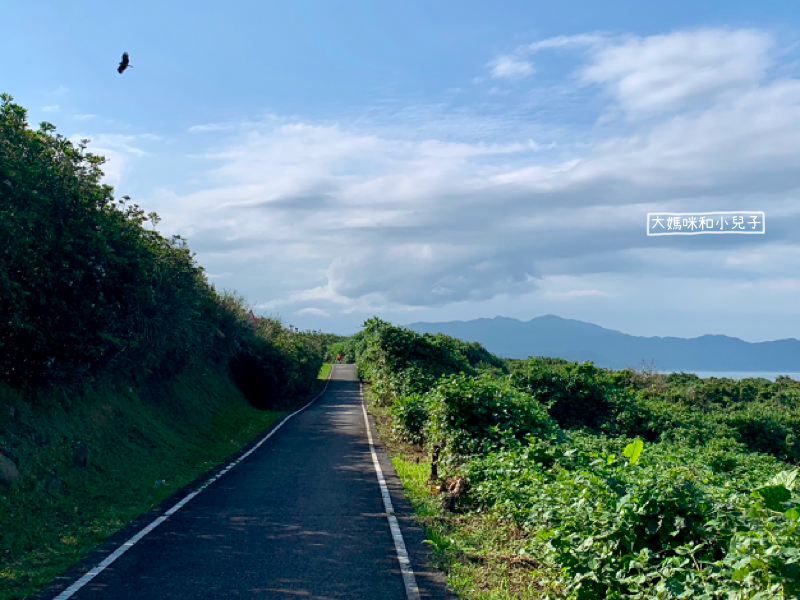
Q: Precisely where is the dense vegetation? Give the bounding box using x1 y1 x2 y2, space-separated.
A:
0 94 332 598
356 319 800 599
0 93 327 405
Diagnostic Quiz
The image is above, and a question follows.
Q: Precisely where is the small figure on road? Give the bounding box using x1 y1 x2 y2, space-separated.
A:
118 52 132 74
336 354 343 364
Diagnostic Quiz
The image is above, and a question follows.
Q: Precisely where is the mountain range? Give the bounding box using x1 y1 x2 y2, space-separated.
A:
406 315 800 372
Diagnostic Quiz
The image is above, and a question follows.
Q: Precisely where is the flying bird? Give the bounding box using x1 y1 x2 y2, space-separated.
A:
117 52 131 74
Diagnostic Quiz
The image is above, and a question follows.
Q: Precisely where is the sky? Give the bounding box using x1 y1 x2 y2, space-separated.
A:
4 0 800 341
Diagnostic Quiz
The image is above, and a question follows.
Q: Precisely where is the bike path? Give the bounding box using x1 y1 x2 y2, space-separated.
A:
40 365 453 600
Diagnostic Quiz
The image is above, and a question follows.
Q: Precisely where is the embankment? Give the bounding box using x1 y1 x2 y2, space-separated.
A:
0 361 329 600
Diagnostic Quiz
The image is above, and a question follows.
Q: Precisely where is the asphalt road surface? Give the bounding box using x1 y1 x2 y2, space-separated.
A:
40 365 453 600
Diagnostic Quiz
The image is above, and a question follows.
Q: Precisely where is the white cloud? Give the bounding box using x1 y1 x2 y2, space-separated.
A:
297 307 330 317
488 55 534 79
69 133 156 186
75 134 148 157
526 34 607 52
154 85 798 315
485 34 606 82
42 105 60 113
188 123 232 133
73 114 96 121
138 26 800 339
543 289 611 298
580 29 773 113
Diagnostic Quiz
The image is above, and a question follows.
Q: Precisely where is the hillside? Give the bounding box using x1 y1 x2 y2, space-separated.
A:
0 94 332 599
407 314 800 371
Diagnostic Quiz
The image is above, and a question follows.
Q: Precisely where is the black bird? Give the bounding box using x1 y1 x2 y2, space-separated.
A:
118 52 131 74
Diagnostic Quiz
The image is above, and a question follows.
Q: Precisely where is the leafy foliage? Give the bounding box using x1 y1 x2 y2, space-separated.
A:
510 359 620 431
356 319 800 599
351 318 505 405
466 437 800 599
510 358 800 464
391 393 429 444
324 338 355 363
426 373 559 464
0 96 334 597
0 94 328 401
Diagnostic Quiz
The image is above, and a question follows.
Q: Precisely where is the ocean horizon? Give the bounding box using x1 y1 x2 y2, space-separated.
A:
662 371 800 381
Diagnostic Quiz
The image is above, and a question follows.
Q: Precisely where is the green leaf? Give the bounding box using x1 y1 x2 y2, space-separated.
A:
646 518 660 535
623 439 644 465
766 469 798 491
98 332 122 346
785 507 800 521
752 484 791 511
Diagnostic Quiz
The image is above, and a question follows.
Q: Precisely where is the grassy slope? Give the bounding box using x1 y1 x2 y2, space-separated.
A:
0 362 330 600
363 385 559 600
318 362 331 382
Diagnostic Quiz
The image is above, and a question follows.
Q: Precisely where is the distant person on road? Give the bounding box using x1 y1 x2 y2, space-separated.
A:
336 354 342 364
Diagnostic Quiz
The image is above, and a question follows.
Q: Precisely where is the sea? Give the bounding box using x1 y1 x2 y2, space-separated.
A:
662 371 800 381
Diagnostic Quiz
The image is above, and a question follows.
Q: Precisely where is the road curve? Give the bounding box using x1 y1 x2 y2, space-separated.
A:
39 364 453 600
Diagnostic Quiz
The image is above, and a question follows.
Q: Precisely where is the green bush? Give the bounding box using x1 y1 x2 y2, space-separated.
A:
0 94 326 404
391 394 429 444
0 94 220 388
607 385 800 464
466 435 800 600
511 360 800 464
324 338 355 363
353 318 481 404
426 373 559 464
713 403 800 464
510 358 619 432
430 334 507 374
355 319 800 598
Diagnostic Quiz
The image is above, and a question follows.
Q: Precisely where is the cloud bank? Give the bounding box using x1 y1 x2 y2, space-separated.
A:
108 27 800 338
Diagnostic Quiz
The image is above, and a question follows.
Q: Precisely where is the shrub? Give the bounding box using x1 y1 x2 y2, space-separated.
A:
0 94 216 388
391 394 429 444
466 435 800 600
0 94 326 402
608 389 800 464
354 319 800 598
353 318 498 405
510 358 619 432
426 373 559 466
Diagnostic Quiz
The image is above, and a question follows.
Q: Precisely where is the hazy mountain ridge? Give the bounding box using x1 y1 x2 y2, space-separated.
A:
406 315 800 371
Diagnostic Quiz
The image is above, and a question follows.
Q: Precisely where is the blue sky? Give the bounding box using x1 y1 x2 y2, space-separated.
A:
5 1 800 341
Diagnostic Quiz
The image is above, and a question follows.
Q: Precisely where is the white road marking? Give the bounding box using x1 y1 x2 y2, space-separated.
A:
360 381 422 600
52 367 334 600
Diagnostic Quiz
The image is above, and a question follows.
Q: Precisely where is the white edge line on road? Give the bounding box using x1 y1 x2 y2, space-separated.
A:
361 381 422 600
52 366 335 600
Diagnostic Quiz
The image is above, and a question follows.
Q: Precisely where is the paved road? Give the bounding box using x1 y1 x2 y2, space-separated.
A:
41 365 452 600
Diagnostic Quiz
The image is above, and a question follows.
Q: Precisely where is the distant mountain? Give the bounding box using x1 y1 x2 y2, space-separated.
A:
406 315 800 371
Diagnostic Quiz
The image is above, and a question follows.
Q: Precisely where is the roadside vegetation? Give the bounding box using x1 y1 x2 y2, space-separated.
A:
0 95 333 599
355 318 800 600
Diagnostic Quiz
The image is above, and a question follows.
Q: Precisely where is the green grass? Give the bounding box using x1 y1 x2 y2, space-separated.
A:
0 362 330 600
318 362 332 382
364 386 558 600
